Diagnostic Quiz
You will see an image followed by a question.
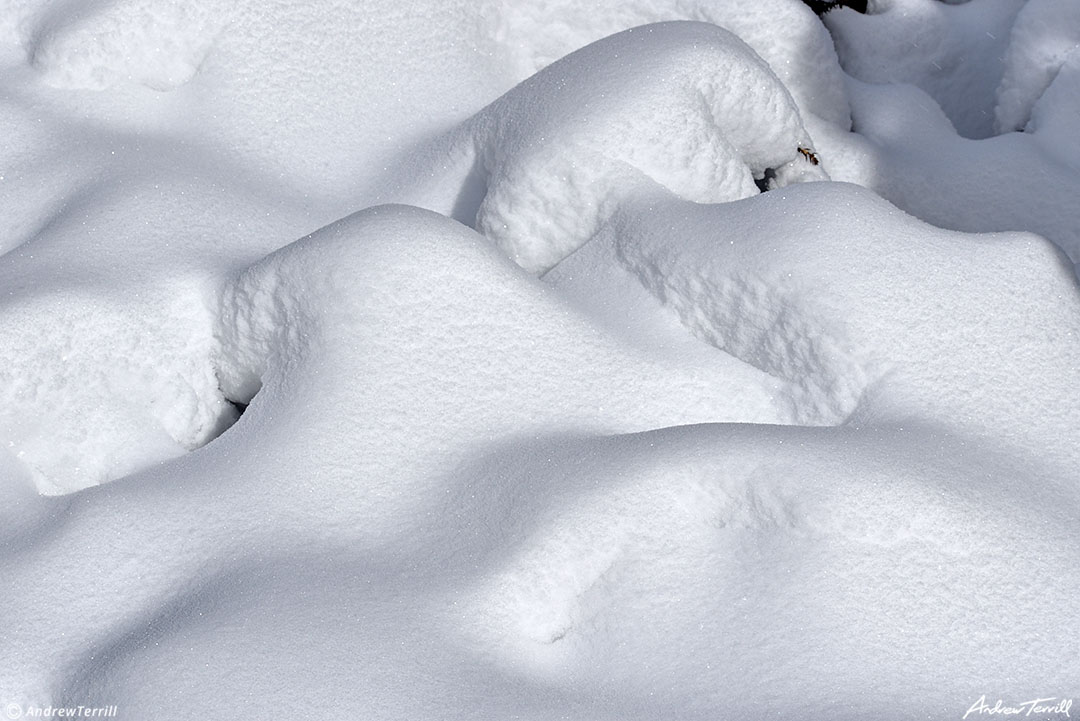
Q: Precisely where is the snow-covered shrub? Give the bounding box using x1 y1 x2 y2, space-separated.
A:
465 21 827 274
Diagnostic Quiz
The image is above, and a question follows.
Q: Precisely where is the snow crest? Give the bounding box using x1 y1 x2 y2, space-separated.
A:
485 0 851 128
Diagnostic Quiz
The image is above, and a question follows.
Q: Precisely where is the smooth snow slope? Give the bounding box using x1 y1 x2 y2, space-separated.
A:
1 1 1079 719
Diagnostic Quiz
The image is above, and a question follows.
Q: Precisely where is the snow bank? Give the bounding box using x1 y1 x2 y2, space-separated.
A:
0 9 816 494
214 204 788 438
465 21 826 274
0 284 235 495
35 424 1076 720
0 147 319 494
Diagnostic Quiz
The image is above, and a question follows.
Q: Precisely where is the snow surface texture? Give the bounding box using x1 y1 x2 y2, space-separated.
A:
466 22 827 273
1 1 1079 719
485 0 851 127
13 0 228 90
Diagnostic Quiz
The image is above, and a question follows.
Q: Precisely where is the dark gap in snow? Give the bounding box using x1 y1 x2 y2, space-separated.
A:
227 398 249 418
802 0 867 15
192 394 249 451
201 374 260 447
450 151 488 228
755 168 777 193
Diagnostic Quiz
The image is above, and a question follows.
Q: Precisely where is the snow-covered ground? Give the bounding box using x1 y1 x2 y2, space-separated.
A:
1 0 1078 718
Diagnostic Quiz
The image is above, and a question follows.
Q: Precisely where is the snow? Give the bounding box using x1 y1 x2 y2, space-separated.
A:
994 0 1080 134
487 0 852 128
18 0 227 91
557 182 1080 466
825 0 1024 138
465 21 827 273
2 0 1079 718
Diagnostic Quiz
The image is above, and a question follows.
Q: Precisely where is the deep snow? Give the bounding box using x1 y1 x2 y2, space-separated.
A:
1 0 1078 719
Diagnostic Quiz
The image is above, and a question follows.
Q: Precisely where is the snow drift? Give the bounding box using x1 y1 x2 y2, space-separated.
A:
4 202 1078 719
1 0 1079 719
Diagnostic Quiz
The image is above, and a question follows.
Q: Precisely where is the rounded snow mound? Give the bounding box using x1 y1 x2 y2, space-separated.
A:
0 203 793 700
551 182 1080 465
213 203 790 482
485 0 850 128
466 21 827 274
0 283 237 495
20 0 228 91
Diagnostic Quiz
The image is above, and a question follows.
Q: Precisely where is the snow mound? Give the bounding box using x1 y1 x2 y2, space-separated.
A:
0 283 236 495
0 147 320 495
487 0 851 128
6 202 1077 716
551 182 1080 466
19 0 227 90
215 204 788 441
994 0 1080 134
3 1 1080 718
826 77 1080 264
0 204 792 703
465 21 827 274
